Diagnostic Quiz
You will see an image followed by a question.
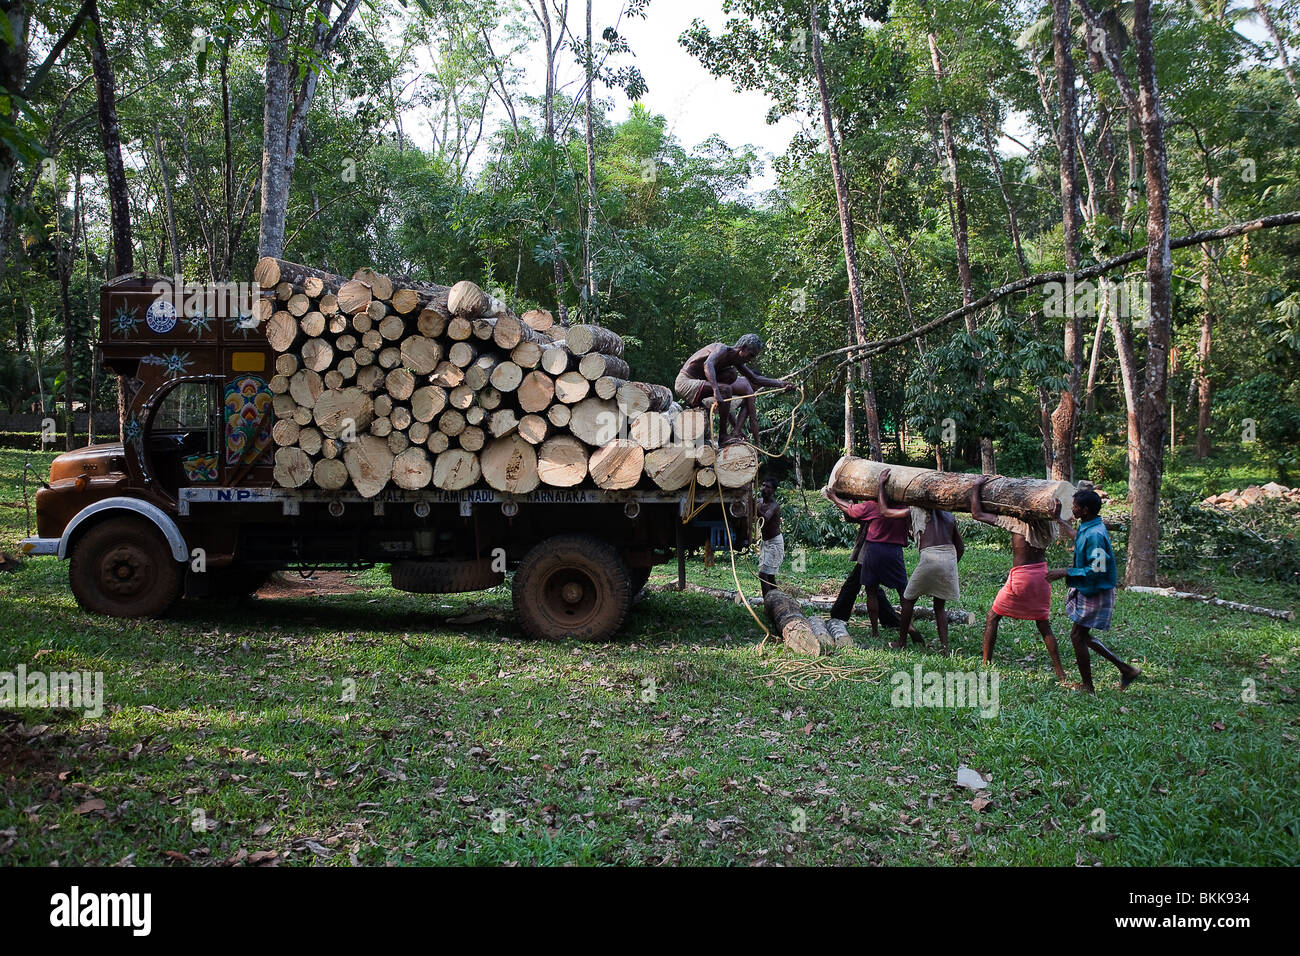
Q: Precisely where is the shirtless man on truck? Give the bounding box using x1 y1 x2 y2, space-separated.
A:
674 335 794 445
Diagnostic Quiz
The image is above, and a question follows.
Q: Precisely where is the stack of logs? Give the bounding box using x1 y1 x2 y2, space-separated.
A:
254 258 760 496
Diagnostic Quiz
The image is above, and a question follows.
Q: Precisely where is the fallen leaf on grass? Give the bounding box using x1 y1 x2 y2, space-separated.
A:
971 797 993 813
74 799 106 815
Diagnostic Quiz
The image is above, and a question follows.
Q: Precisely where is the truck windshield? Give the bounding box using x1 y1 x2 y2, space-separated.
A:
148 381 220 495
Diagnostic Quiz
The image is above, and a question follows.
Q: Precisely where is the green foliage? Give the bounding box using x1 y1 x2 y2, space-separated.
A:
1160 493 1300 585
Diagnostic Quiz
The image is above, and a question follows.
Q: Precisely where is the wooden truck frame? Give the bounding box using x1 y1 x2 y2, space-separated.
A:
19 275 750 642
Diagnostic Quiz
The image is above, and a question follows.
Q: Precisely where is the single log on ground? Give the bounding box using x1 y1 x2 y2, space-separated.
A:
481 434 540 494
1126 586 1295 621
314 387 374 439
518 371 555 414
569 397 621 446
644 444 694 491
716 443 760 488
579 353 631 382
567 324 625 357
589 440 644 490
538 435 588 487
829 456 1075 521
806 616 836 655
764 589 822 657
393 446 434 490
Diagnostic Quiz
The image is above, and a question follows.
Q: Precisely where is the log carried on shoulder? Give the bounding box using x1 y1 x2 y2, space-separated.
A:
829 456 1075 521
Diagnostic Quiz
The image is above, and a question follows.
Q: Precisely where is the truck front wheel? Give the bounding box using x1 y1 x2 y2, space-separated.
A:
69 516 183 618
513 535 631 642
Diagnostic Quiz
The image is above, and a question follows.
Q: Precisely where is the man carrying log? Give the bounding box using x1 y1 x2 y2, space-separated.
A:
824 483 922 644
1047 488 1141 693
872 469 964 652
757 476 784 597
674 335 794 446
970 476 1070 682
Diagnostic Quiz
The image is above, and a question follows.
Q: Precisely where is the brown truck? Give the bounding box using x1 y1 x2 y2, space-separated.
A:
20 275 752 642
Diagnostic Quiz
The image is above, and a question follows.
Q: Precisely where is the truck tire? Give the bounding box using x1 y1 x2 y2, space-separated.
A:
69 516 183 618
391 559 504 595
513 535 630 642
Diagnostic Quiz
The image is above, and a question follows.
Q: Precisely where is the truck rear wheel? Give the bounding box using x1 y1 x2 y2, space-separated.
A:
513 535 630 642
69 516 182 618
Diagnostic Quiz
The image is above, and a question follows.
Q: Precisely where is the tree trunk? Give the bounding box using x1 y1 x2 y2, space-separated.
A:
1127 0 1174 587
810 0 882 460
152 128 181 275
582 0 597 314
1051 0 1082 482
88 0 133 277
1254 0 1300 109
1196 178 1220 459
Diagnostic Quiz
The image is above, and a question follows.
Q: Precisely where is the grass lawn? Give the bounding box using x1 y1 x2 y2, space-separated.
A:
1 447 1297 866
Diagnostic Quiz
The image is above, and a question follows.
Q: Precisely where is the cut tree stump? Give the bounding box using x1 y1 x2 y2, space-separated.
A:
764 589 822 656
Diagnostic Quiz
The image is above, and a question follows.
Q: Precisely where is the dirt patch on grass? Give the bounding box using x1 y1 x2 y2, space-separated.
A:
256 571 370 599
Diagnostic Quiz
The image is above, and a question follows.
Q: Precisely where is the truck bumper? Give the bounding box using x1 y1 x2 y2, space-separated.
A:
19 537 60 557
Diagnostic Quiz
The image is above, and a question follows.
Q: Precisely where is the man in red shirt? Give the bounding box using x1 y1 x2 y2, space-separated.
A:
824 484 922 644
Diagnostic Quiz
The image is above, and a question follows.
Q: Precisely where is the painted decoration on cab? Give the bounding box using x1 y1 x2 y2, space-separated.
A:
146 298 178 334
224 376 274 466
182 453 219 484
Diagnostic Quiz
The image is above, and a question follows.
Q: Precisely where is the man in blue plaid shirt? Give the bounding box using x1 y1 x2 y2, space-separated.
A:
1048 488 1142 694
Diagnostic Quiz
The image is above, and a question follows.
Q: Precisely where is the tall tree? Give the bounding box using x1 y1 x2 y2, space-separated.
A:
809 0 881 459
1051 0 1083 482
258 0 362 259
1076 0 1172 586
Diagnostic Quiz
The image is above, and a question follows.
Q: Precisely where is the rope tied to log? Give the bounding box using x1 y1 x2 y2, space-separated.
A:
752 658 889 691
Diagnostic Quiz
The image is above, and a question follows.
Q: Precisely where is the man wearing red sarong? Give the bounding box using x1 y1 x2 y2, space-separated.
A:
969 476 1071 683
